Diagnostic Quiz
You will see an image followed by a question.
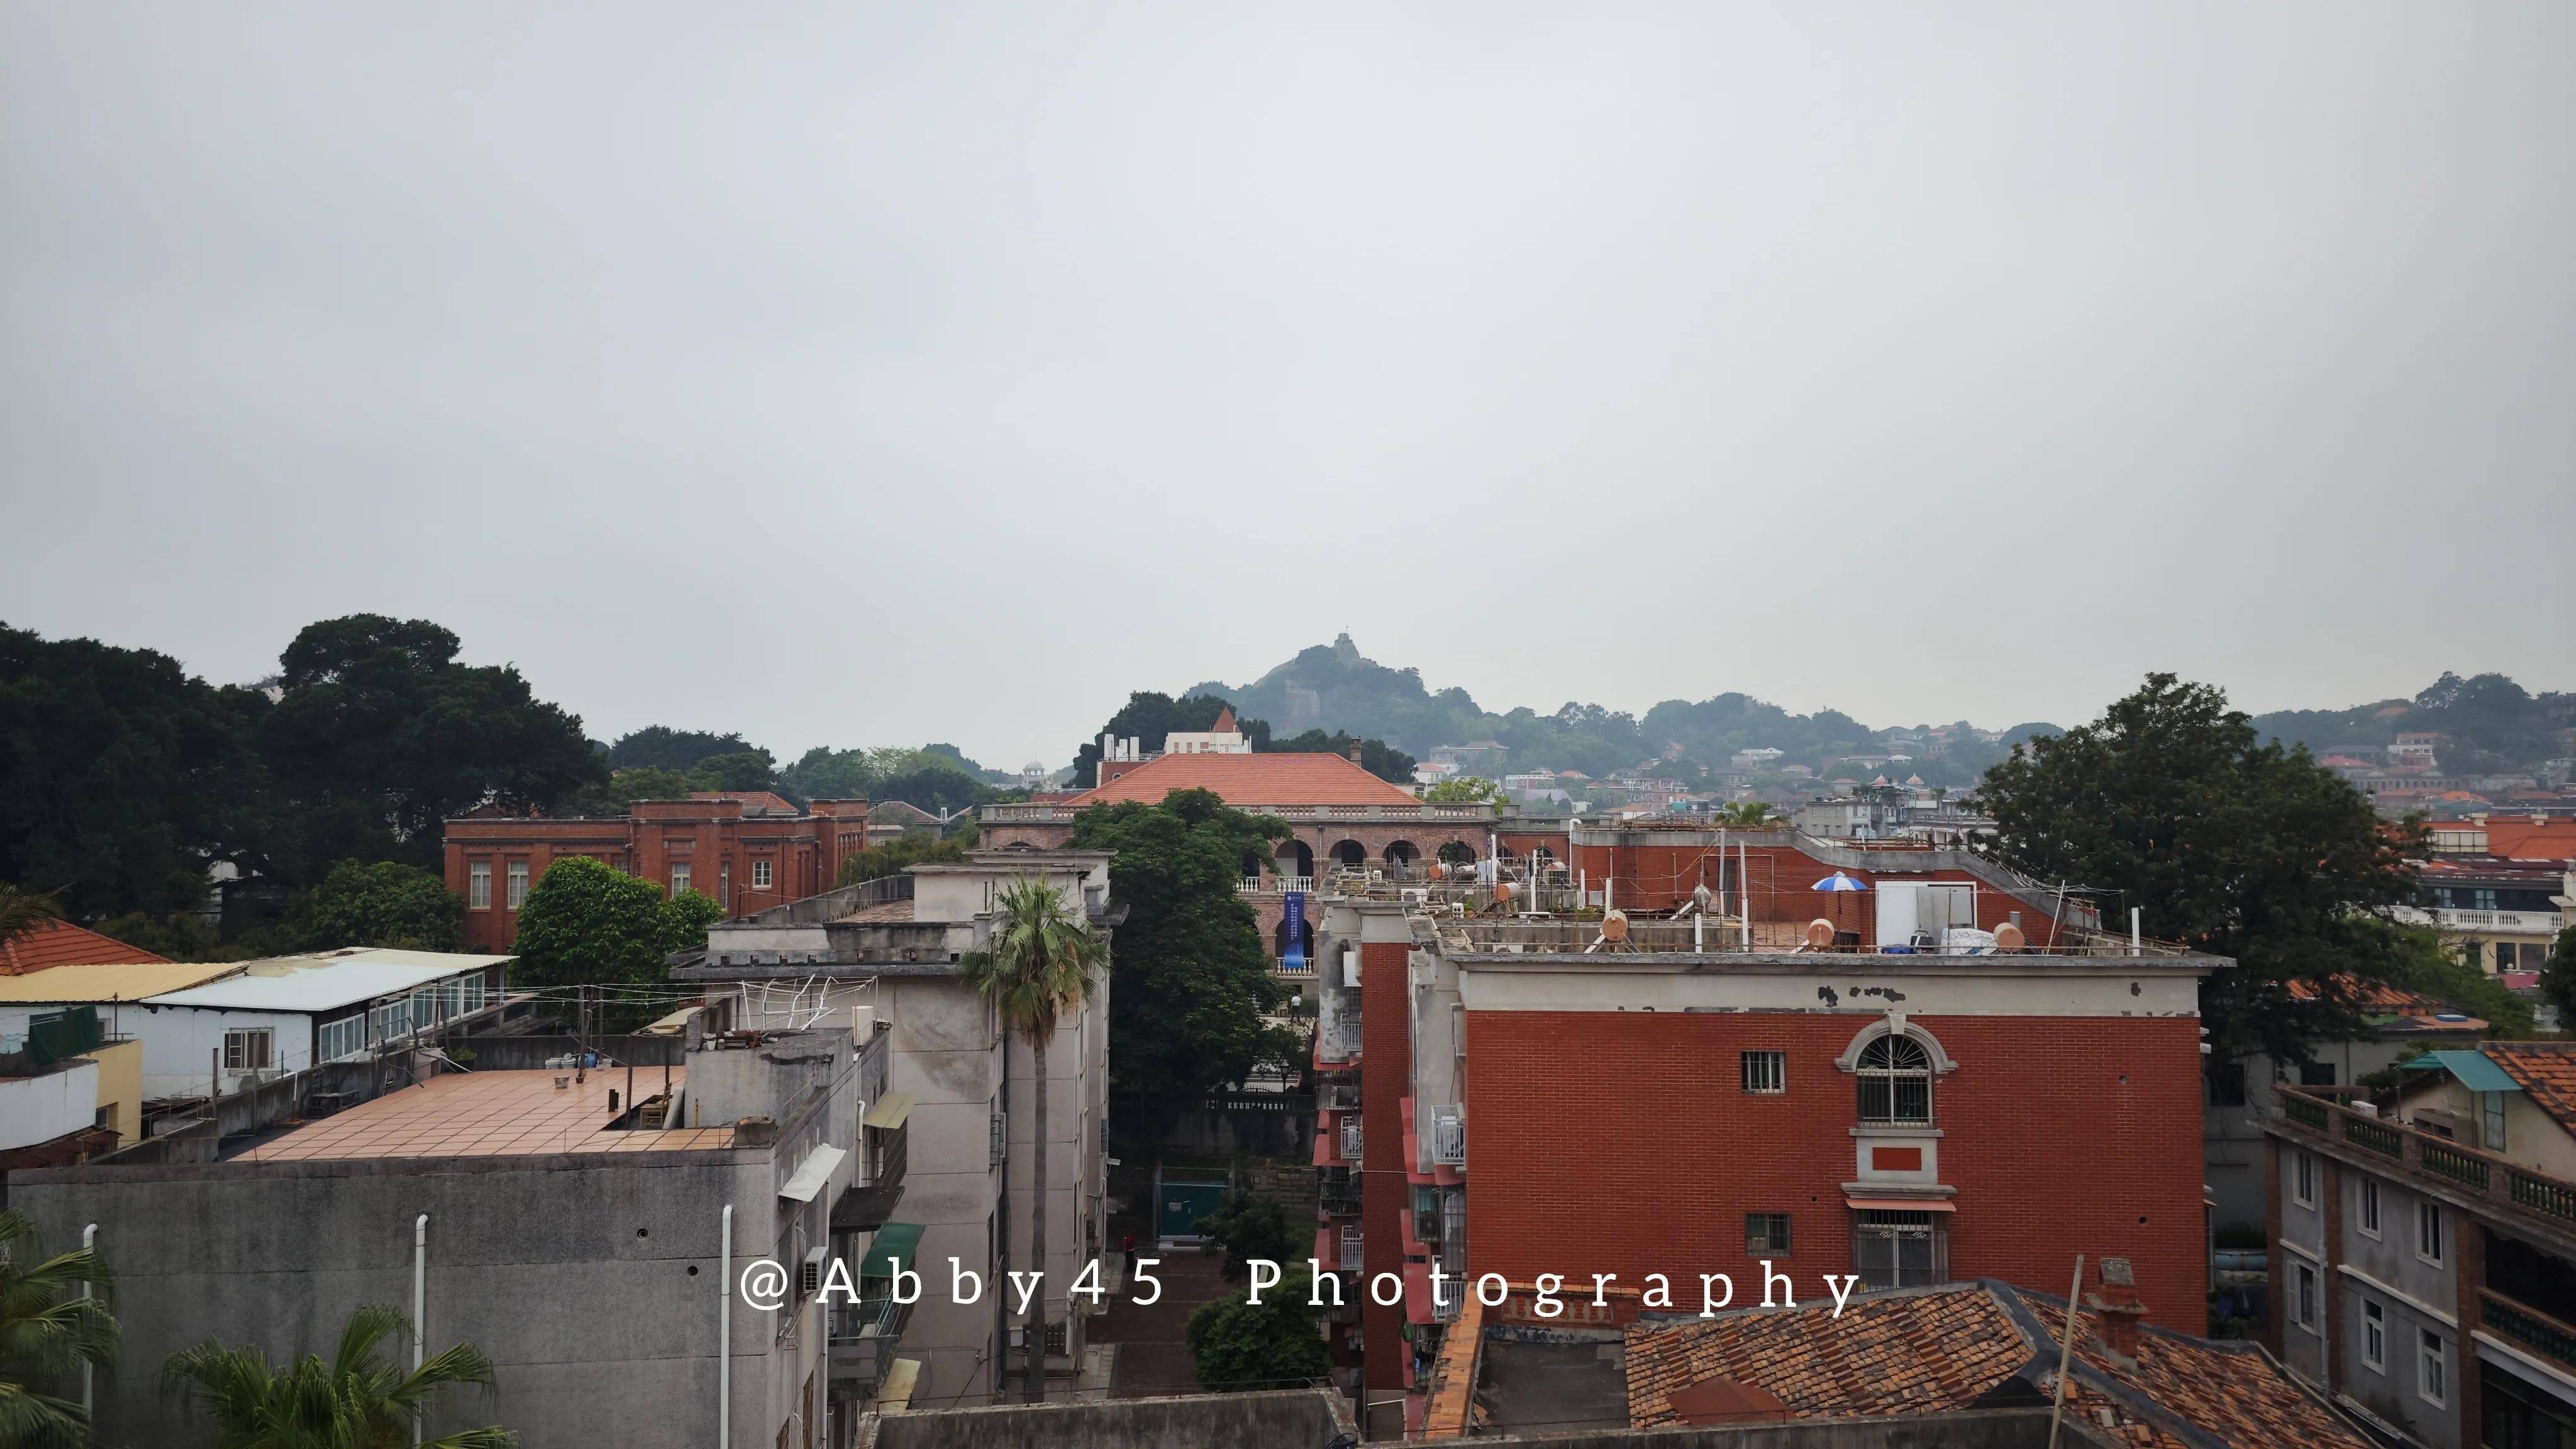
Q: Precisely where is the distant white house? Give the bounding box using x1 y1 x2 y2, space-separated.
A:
1163 706 1253 755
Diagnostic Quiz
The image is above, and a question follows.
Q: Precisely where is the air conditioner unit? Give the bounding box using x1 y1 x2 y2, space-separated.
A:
799 1246 831 1297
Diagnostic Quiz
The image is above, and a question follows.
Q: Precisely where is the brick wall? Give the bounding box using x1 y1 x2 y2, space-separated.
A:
1565 843 2067 945
1462 1010 2208 1335
1360 941 1412 1390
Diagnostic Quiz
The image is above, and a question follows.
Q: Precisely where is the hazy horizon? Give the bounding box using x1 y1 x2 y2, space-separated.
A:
7 4 2569 769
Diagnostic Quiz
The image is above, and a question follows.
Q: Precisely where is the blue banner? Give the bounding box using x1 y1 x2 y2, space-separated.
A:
1283 891 1306 975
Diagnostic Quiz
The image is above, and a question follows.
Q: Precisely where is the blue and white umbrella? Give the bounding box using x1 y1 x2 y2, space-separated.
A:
1809 871 1870 893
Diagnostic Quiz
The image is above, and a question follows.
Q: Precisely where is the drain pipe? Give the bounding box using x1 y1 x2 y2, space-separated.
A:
719 1204 734 1449
80 1224 96 1420
412 1214 428 1447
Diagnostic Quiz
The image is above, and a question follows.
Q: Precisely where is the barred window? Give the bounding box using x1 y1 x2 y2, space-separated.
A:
1741 1050 1785 1094
1857 1035 1933 1124
1746 1213 1792 1254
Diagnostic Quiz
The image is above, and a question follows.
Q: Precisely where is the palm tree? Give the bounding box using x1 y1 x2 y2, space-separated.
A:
1718 801 1780 828
960 875 1104 1404
0 1210 119 1449
164 1304 514 1448
0 886 62 955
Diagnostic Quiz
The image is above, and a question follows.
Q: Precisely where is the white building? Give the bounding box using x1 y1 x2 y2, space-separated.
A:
1162 705 1253 755
0 948 515 1100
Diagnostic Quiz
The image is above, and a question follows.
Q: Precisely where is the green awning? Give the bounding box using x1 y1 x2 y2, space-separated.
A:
2404 1050 2523 1094
862 1223 924 1282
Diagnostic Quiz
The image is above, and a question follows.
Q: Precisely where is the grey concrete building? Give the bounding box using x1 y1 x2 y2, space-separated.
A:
10 1025 870 1449
2268 1044 2576 1447
671 848 1116 1416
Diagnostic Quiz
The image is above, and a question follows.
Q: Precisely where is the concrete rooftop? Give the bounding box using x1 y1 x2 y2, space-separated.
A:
234 1069 728 1161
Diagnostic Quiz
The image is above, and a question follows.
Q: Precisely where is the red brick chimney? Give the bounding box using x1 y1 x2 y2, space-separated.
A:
2082 1257 2149 1365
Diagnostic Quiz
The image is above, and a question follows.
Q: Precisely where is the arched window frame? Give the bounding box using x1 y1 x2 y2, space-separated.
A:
1835 1016 1956 1126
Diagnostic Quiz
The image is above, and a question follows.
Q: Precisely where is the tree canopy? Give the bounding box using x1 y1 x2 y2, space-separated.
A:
1261 729 1415 784
165 1303 514 1449
604 726 757 773
1185 1271 1331 1393
509 858 721 1004
1192 1191 1302 1284
291 860 465 953
1067 789 1299 1094
1977 673 2426 1063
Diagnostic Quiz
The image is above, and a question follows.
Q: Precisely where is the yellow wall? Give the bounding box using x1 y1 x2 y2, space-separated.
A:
77 1038 142 1146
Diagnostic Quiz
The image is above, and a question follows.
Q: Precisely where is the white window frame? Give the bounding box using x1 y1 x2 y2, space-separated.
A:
468 862 491 910
223 1027 274 1072
2418 1328 2446 1408
2362 1298 2385 1372
1742 1050 1786 1095
671 862 692 897
2293 1262 2318 1330
752 858 773 890
2292 1150 2316 1208
2417 1200 2445 1267
317 1013 366 1063
2358 1178 2380 1239
506 860 530 911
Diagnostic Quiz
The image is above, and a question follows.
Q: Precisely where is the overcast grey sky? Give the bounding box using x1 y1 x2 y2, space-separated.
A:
6 3 2569 770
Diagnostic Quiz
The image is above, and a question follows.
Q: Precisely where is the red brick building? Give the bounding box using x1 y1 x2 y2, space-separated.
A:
1302 866 2221 1435
441 796 869 952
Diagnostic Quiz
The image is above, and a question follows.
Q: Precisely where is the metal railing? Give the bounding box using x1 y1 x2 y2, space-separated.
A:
2482 1289 2576 1374
828 1292 914 1396
1338 1226 1365 1272
1340 1118 1364 1163
2274 1088 2576 1238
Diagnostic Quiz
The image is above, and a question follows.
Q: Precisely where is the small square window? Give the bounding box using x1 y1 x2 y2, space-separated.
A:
223 1028 274 1072
753 859 774 890
1746 1213 1792 1254
1741 1050 1785 1095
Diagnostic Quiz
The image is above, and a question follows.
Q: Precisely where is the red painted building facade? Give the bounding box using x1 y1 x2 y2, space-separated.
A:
441 796 870 952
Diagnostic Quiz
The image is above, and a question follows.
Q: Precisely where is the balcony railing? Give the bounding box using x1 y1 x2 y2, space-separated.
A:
2273 1088 2576 1240
1340 1118 1364 1164
2482 1289 2576 1375
828 1292 914 1397
835 1124 908 1233
1319 1174 1363 1216
1339 1225 1365 1272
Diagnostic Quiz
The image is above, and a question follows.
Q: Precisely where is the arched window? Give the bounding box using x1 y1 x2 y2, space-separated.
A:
1857 1033 1933 1124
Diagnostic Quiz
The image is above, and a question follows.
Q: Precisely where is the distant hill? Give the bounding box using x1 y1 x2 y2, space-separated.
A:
1175 640 2571 788
1177 634 2046 789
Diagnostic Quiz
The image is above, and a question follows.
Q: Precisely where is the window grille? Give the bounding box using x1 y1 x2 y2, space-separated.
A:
1741 1050 1785 1094
1856 1035 1933 1124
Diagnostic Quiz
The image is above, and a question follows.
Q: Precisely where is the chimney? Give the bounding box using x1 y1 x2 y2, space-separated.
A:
1350 740 1363 765
2082 1257 2148 1366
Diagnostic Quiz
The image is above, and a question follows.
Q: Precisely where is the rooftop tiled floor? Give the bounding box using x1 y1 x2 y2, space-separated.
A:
236 1068 729 1161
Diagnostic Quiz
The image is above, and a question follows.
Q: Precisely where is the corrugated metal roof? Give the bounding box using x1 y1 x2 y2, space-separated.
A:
2404 1048 2524 1094
145 953 501 1013
0 960 248 1004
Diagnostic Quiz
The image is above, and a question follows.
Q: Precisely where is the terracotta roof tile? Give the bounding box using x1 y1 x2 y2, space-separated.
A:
1066 751 1421 809
2486 1044 2576 1130
0 919 167 976
1622 1282 2371 1449
234 1069 721 1161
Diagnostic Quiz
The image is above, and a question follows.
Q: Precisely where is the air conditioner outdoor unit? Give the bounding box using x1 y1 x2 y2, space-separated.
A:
799 1246 831 1297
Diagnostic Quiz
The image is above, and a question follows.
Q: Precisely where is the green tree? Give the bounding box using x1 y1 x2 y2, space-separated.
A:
548 767 693 819
253 616 604 880
1067 790 1299 1095
681 750 777 794
291 860 465 953
164 1303 514 1448
1977 674 2427 1063
958 877 1105 1404
0 1209 119 1448
835 835 969 888
1423 777 1503 805
1260 730 1416 784
604 726 757 773
1069 693 1253 790
2541 926 2576 1034
0 884 62 953
1715 801 1781 826
1 623 270 918
1185 1270 1330 1392
509 858 721 1004
1192 1191 1300 1284
2386 926 2536 1038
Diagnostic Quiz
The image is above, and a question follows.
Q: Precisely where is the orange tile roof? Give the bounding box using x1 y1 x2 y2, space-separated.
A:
1066 750 1421 808
0 919 167 976
2485 1044 2576 1130
1624 1282 2370 1449
235 1069 726 1161
2485 818 2576 862
1210 705 1238 733
689 790 803 817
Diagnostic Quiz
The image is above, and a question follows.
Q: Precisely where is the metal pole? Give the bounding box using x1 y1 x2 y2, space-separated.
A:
719 1204 734 1449
2130 908 2141 953
80 1224 96 1419
413 1214 428 1447
2046 1253 2085 1449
